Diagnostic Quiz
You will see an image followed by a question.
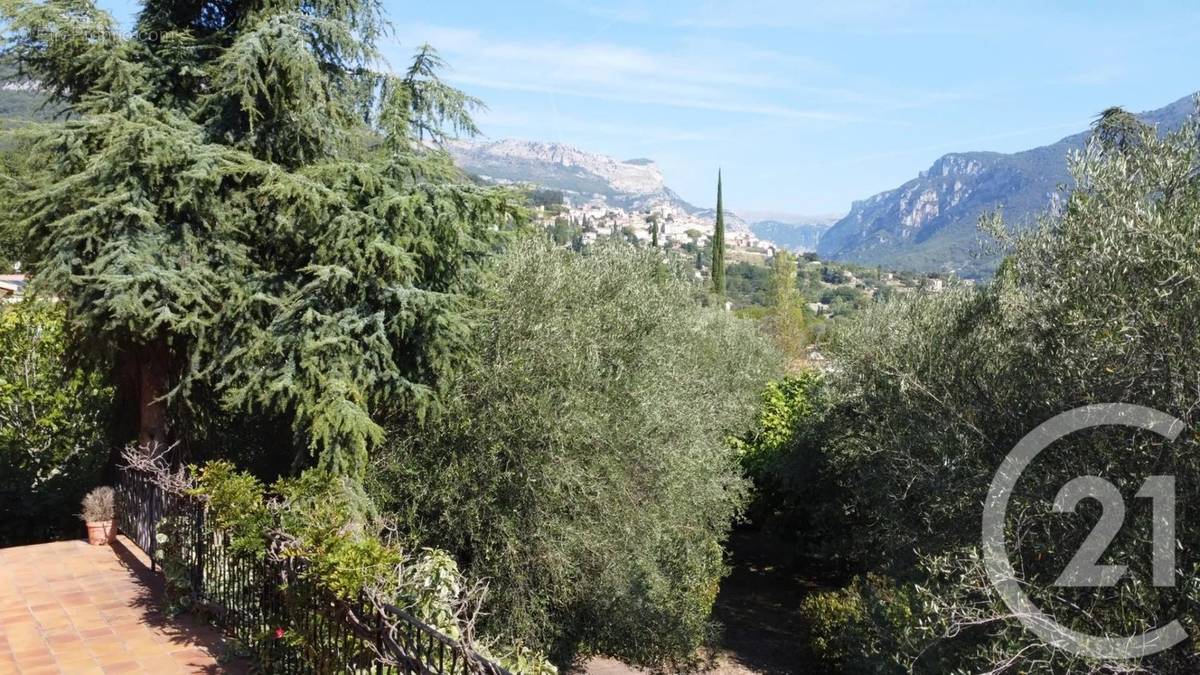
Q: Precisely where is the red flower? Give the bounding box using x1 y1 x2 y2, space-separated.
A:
274 627 285 639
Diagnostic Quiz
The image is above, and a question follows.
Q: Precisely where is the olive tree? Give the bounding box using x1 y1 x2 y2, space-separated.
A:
370 240 780 668
801 105 1200 673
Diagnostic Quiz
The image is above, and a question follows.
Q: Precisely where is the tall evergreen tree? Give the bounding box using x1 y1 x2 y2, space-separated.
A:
1 0 523 477
711 170 726 296
646 213 659 248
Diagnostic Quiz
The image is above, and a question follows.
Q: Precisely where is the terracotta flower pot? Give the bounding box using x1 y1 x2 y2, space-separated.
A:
85 520 115 545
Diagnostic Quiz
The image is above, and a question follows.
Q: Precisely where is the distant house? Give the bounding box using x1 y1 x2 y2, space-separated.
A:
0 275 27 302
926 278 945 292
794 345 831 372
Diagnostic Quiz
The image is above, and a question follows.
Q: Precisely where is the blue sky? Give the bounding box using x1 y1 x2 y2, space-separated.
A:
98 0 1199 218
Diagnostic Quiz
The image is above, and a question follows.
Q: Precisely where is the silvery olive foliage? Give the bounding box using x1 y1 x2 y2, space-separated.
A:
371 240 780 668
804 105 1200 673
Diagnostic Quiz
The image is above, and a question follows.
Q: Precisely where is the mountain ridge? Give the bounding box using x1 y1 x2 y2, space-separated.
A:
817 93 1197 276
750 217 838 252
445 138 750 232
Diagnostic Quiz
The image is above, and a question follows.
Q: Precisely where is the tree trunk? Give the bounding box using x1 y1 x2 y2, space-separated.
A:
116 340 175 454
136 340 172 449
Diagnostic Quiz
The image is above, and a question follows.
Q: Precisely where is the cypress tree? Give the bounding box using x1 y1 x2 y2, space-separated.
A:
1 0 523 477
711 170 726 296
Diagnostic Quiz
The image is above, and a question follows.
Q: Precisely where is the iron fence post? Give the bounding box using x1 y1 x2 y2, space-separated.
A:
192 505 205 603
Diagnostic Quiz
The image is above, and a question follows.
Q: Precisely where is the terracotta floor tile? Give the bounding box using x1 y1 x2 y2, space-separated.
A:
44 631 82 647
54 655 100 672
10 646 52 661
13 654 57 670
87 643 131 661
0 537 244 674
20 666 62 675
122 641 173 658
0 607 34 621
78 628 115 640
137 654 185 672
4 635 46 654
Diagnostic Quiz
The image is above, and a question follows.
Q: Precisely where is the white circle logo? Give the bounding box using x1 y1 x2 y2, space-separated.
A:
981 403 1188 659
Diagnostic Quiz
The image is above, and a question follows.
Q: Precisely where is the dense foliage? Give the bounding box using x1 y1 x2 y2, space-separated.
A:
786 106 1200 672
151 459 556 673
1 0 522 475
0 300 113 545
763 250 810 359
370 240 780 668
731 373 822 507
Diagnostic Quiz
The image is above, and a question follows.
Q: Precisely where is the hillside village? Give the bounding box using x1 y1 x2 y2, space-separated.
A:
532 194 764 250
528 190 962 307
449 137 972 319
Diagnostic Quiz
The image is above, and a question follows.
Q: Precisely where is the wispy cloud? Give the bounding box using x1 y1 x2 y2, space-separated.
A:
451 73 864 122
674 0 917 30
475 108 722 144
385 24 866 124
387 21 981 131
557 0 919 31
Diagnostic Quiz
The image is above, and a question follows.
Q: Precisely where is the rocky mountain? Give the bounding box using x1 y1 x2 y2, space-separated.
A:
445 139 748 231
750 217 839 252
817 93 1197 277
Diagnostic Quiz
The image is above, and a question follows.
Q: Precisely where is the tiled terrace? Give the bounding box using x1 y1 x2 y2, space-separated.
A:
0 536 245 674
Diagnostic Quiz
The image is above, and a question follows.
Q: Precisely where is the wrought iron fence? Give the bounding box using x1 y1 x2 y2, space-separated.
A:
115 467 170 570
116 467 512 675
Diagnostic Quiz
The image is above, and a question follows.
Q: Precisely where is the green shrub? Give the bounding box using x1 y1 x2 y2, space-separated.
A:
801 575 922 674
802 583 867 671
371 239 780 668
791 107 1200 672
190 461 268 555
173 460 557 673
0 299 113 545
731 372 822 483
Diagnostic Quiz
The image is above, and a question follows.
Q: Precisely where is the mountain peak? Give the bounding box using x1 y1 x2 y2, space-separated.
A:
444 138 751 233
920 153 995 179
818 93 1198 277
446 138 666 196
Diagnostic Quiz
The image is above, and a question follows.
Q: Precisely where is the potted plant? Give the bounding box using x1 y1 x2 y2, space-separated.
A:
80 486 116 545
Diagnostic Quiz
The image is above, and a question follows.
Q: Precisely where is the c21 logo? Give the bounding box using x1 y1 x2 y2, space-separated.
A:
981 404 1187 660
1052 474 1174 589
